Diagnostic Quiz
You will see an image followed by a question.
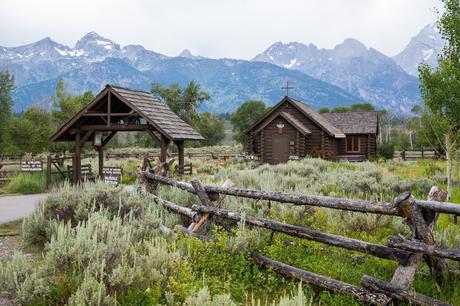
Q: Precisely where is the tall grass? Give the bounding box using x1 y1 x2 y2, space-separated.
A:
5 172 46 194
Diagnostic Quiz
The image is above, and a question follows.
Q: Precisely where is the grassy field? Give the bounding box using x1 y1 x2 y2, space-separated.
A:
0 153 459 305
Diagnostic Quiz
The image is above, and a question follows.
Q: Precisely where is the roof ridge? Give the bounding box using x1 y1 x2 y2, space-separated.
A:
108 84 152 95
287 97 345 137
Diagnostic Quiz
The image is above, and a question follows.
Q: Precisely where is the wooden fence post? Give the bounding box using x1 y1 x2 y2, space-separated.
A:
363 186 449 302
46 155 52 190
189 178 233 232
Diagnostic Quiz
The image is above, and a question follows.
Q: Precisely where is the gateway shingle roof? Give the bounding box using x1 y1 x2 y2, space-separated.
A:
50 84 203 142
111 86 204 140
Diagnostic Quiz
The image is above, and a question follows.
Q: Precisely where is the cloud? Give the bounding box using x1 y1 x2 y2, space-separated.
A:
0 0 441 59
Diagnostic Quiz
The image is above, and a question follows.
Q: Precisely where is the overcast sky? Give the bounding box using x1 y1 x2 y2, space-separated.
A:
0 0 441 59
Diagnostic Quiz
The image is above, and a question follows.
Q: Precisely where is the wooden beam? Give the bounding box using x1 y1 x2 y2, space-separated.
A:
83 112 134 117
71 124 153 132
102 131 117 147
79 130 94 147
146 130 161 146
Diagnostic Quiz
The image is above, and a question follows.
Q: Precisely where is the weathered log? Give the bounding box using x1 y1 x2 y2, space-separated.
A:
189 179 233 232
192 205 412 264
138 159 175 192
361 275 451 306
144 192 200 221
253 252 390 305
423 187 449 284
142 172 460 216
388 236 460 261
143 172 399 215
398 189 449 286
190 177 213 207
390 193 424 289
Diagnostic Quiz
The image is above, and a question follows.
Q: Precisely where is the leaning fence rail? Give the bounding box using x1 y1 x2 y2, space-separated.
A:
138 167 459 306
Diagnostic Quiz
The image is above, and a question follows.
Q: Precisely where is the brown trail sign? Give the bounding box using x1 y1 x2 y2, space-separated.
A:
102 166 122 186
21 160 43 172
138 168 459 306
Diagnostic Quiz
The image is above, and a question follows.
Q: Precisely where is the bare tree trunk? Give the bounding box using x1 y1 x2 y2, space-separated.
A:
445 133 453 200
409 132 414 150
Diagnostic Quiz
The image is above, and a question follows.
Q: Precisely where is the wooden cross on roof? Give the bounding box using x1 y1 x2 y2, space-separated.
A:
282 81 294 97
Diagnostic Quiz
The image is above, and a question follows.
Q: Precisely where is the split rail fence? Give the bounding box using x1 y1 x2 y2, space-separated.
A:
139 166 460 306
394 149 441 161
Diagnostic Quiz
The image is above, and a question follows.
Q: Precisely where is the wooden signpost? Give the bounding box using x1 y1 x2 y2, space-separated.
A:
21 160 43 172
102 166 122 186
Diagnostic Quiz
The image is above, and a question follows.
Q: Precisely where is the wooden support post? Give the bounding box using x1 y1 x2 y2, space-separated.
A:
160 135 170 163
46 155 52 190
321 131 325 159
107 91 111 127
176 140 185 176
74 132 81 184
97 146 104 179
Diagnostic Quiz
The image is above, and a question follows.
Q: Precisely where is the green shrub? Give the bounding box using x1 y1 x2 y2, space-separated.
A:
0 252 50 305
5 172 46 194
376 143 395 160
67 274 117 306
22 181 179 247
184 286 236 306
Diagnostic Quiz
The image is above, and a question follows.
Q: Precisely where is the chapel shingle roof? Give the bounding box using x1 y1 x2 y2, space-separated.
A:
321 111 378 134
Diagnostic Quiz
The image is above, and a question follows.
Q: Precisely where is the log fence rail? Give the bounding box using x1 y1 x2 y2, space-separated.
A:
139 167 460 306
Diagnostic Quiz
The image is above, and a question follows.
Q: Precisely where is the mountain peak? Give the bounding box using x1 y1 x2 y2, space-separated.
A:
393 22 444 75
179 49 193 57
333 38 367 56
178 49 203 59
75 31 120 56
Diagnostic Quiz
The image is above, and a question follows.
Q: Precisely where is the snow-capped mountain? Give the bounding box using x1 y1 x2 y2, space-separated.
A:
393 23 445 76
252 38 421 112
1 32 362 112
1 24 439 113
74 31 121 60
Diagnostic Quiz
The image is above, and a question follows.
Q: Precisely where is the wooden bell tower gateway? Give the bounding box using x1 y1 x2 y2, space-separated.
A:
50 84 204 184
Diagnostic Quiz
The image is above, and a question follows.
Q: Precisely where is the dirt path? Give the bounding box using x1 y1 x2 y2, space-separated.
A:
0 193 49 225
